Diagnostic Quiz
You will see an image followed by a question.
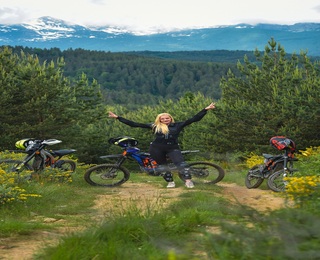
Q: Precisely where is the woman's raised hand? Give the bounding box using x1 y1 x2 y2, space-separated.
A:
205 102 216 110
108 111 119 118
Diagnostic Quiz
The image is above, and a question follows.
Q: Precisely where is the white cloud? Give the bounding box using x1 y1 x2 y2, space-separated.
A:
1 0 320 32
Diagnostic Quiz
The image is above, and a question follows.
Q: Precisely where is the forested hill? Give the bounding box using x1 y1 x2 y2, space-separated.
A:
9 46 244 107
125 50 258 63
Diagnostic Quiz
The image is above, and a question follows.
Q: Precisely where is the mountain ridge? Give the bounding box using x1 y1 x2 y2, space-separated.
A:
1 16 320 56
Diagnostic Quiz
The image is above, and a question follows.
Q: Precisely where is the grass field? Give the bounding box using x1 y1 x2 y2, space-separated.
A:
1 153 319 259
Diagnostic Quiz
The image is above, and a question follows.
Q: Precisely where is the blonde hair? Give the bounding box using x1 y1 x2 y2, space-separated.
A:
152 113 174 134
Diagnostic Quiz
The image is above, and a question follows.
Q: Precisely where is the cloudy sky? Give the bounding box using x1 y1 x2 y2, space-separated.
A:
1 0 320 33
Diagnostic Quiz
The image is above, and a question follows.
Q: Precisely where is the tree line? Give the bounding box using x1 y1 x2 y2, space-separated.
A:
10 46 242 109
0 38 319 163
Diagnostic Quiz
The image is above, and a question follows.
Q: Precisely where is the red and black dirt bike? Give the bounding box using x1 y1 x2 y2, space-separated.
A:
0 138 77 176
245 136 298 192
84 136 225 187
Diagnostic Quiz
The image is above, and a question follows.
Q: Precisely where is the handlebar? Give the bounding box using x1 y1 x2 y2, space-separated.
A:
136 150 200 157
42 139 62 145
100 154 123 159
181 150 200 154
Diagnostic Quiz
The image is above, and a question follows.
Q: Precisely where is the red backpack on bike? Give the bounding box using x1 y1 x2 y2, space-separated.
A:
270 136 296 157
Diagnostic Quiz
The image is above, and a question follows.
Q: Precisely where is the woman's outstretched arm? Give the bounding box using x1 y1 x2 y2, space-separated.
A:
108 111 152 129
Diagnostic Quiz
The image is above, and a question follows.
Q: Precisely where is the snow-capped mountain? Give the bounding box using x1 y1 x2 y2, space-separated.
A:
1 16 320 56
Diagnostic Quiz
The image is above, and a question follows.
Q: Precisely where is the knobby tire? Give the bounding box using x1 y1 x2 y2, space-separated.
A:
0 159 33 173
179 161 225 185
84 164 130 187
56 159 77 172
267 170 289 192
245 165 264 189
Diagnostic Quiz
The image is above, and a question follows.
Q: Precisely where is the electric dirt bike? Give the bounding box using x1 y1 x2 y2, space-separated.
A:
84 136 225 187
245 136 298 192
0 139 77 175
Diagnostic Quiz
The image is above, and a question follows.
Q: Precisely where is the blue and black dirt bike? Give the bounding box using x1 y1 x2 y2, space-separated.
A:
84 136 225 187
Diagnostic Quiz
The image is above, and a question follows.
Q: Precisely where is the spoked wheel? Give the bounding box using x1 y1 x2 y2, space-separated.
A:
179 161 225 185
84 164 130 187
245 165 264 189
0 159 33 172
267 169 289 192
0 159 33 180
55 160 77 172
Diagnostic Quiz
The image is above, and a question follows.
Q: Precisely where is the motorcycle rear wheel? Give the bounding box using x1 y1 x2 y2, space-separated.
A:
54 159 76 172
178 161 225 185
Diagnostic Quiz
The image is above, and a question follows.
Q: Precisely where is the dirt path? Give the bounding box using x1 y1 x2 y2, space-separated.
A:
218 182 286 211
0 182 286 260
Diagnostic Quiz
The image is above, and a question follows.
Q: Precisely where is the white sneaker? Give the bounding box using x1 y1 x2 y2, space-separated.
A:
185 180 194 188
166 181 175 188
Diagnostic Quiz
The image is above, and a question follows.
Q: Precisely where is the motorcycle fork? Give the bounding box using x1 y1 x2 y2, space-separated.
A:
114 154 127 167
15 151 38 171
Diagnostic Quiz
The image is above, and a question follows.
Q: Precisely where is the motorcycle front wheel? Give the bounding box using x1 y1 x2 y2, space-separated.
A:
84 164 130 187
267 169 289 192
0 159 33 181
0 159 33 173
